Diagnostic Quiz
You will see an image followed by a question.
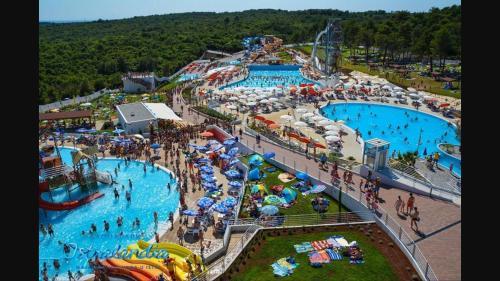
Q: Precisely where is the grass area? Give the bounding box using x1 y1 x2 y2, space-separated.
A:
291 45 461 99
239 154 348 218
192 105 236 122
276 51 293 63
231 230 400 281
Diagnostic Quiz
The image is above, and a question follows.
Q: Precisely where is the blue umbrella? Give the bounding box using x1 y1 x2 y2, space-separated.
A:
249 159 263 167
202 182 217 189
296 172 309 180
249 154 264 163
281 188 297 204
213 144 224 152
200 166 214 173
228 159 240 166
202 178 216 183
225 170 241 179
228 181 243 188
182 209 198 216
196 146 208 151
197 158 209 163
76 128 88 133
263 152 276 159
260 205 279 216
211 202 230 214
113 128 125 134
228 147 239 156
223 197 238 207
208 140 220 145
223 139 236 146
197 197 215 209
201 173 214 180
151 143 161 149
219 153 232 160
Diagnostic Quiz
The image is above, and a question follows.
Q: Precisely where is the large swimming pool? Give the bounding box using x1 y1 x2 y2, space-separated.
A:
220 64 318 89
39 147 179 278
321 103 461 177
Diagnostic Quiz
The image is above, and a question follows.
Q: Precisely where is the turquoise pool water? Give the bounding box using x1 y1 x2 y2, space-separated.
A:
321 103 461 177
178 73 200 82
39 147 179 278
220 64 318 89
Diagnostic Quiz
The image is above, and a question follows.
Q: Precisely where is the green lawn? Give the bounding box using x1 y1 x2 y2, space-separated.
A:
231 230 400 281
239 154 348 218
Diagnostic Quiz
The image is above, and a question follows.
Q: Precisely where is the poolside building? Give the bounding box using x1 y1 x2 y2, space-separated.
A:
122 72 169 93
116 102 182 134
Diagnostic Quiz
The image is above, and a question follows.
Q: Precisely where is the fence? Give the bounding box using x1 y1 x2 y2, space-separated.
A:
39 89 118 113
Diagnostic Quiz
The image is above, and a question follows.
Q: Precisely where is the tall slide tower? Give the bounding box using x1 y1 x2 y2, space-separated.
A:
310 19 342 86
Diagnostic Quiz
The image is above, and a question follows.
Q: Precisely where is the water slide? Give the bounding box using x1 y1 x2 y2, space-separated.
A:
39 181 104 210
97 259 156 281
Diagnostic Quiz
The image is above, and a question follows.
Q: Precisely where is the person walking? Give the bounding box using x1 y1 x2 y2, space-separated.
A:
410 207 420 232
406 193 415 215
395 196 403 215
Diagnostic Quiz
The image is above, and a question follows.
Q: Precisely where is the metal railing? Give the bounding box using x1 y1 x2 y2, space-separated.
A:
192 224 261 281
230 212 373 228
388 159 461 198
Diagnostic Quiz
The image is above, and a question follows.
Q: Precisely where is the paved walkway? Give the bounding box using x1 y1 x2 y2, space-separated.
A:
175 88 461 280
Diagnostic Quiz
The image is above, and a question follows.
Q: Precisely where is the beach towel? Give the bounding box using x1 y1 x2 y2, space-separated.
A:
272 257 299 277
308 251 330 264
278 173 296 183
318 250 331 263
294 242 314 253
326 248 343 260
311 240 331 251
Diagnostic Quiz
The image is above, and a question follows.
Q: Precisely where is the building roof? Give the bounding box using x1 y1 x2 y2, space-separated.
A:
39 110 92 121
116 103 155 124
116 102 182 124
143 103 182 121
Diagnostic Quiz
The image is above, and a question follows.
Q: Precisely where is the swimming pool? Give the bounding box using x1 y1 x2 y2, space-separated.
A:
321 103 461 177
220 64 318 89
39 147 179 278
178 73 200 82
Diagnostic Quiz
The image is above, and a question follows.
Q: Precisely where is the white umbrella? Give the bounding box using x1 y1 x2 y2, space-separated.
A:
296 108 308 113
247 97 256 102
318 120 334 126
294 121 308 127
302 112 315 118
248 94 257 98
255 95 264 100
133 134 144 140
229 97 239 101
239 94 248 99
325 135 340 142
247 102 257 106
227 105 237 110
268 97 279 102
324 125 339 131
80 102 92 107
382 85 392 90
260 99 270 104
393 86 403 91
280 115 294 121
324 130 339 136
312 115 325 121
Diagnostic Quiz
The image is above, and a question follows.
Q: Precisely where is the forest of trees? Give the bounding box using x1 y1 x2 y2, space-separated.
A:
39 6 460 104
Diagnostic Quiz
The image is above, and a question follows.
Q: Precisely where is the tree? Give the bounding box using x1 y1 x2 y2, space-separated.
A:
431 27 454 72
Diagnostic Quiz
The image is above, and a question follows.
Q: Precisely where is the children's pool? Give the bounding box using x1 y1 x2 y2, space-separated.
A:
321 103 461 177
39 147 179 278
220 64 318 89
178 73 200 82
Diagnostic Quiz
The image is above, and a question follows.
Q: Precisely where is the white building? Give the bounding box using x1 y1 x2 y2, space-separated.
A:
116 102 182 134
122 72 156 93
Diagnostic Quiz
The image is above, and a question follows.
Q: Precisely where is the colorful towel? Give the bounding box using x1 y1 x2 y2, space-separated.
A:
271 257 299 277
311 240 331 250
326 248 343 260
294 242 314 253
308 251 330 264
